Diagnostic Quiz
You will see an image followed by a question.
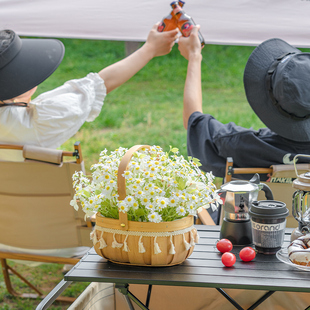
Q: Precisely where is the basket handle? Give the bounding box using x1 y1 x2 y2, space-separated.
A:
117 145 151 230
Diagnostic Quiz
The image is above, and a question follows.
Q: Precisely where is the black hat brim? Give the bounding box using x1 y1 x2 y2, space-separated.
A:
243 38 310 142
0 38 64 100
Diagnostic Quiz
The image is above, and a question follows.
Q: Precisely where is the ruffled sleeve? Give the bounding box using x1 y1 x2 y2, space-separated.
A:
29 72 106 148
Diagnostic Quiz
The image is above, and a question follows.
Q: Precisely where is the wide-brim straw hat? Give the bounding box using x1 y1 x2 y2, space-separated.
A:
244 38 310 142
0 30 64 101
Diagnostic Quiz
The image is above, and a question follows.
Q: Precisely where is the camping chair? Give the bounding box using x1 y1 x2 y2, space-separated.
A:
223 156 310 228
0 142 93 303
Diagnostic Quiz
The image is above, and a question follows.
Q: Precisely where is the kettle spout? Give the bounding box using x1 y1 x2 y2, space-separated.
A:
216 188 226 204
216 188 224 196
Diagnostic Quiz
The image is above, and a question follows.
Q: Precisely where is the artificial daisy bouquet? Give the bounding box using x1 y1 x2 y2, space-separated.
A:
70 145 221 223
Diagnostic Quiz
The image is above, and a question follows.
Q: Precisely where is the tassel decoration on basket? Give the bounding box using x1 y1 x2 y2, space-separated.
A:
194 228 199 243
123 235 129 252
90 230 98 245
190 230 195 247
112 233 123 248
169 234 176 255
138 235 146 253
99 231 107 249
183 233 191 250
154 236 162 254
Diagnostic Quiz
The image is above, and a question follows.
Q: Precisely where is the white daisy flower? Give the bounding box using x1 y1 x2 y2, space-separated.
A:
146 203 155 211
188 194 198 203
187 204 197 216
122 170 132 179
70 197 79 211
132 201 139 210
141 196 150 205
157 197 169 209
168 196 178 206
148 212 162 223
118 201 129 213
135 190 144 198
176 206 187 216
124 195 135 206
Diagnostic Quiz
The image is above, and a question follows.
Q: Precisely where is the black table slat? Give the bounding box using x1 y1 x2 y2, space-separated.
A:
65 268 310 292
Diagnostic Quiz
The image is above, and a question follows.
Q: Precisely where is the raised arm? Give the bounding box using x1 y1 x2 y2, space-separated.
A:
178 26 203 129
99 24 179 94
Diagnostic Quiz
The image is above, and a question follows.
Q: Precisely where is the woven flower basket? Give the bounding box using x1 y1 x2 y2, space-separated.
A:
91 145 199 266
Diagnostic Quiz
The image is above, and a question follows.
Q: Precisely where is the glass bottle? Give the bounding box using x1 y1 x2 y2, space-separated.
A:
157 1 185 32
170 1 205 46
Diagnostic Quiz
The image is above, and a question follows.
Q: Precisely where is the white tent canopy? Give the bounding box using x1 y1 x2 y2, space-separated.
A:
1 0 309 47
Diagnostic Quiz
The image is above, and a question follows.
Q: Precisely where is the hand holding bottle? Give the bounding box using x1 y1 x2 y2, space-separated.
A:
144 23 179 58
178 25 203 61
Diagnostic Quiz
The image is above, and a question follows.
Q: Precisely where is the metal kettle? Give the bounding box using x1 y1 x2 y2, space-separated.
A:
291 155 310 241
219 173 274 245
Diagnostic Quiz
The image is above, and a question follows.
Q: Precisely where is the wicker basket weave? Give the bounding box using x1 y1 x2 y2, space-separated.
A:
91 145 199 266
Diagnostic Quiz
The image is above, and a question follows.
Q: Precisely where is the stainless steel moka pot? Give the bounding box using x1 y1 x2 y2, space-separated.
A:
219 174 274 245
291 155 310 241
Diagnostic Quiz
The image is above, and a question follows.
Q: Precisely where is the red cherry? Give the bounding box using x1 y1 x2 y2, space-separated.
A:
239 247 256 262
221 252 236 267
216 239 233 253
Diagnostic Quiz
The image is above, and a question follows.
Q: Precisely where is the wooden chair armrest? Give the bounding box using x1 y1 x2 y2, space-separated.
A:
0 251 80 265
197 207 216 225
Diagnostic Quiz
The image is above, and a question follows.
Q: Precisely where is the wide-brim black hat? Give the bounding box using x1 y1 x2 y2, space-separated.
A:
0 30 64 101
244 38 310 142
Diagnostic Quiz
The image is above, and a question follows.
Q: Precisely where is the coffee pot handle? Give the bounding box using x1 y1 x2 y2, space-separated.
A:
250 173 274 200
260 183 274 200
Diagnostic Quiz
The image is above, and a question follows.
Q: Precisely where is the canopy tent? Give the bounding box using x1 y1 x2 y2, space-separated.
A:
0 0 309 47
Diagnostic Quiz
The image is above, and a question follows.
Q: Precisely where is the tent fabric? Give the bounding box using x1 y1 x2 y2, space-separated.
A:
0 0 309 47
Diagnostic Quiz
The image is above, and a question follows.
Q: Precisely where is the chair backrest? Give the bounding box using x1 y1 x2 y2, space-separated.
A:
0 142 92 250
224 157 310 228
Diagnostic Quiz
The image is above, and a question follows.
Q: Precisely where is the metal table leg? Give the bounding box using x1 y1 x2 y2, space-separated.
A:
216 288 275 310
216 288 244 310
145 284 152 308
116 283 150 310
247 291 275 310
35 279 72 310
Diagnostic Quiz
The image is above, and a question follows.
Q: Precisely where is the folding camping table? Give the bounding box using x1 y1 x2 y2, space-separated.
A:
36 225 310 310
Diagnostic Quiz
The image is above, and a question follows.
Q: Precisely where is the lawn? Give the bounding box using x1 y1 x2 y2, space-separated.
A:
1 37 309 309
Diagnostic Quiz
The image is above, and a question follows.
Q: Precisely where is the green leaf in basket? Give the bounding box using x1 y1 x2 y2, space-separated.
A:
176 177 187 191
135 208 146 218
170 147 179 154
188 156 202 167
82 189 91 197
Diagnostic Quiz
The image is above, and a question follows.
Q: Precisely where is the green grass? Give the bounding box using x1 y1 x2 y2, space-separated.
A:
0 261 89 309
1 38 309 308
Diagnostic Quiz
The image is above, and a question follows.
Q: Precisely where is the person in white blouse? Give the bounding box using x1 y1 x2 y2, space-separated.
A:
0 24 179 161
0 24 178 264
